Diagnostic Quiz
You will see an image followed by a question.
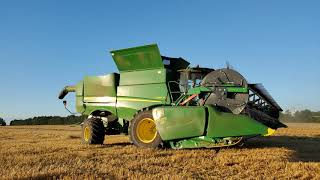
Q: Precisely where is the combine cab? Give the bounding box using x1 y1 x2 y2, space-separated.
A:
58 44 286 149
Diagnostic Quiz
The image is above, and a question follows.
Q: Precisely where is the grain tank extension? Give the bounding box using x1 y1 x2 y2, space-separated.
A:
58 44 286 149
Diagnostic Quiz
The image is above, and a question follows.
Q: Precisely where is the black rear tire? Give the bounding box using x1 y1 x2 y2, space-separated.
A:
81 118 105 144
129 110 162 148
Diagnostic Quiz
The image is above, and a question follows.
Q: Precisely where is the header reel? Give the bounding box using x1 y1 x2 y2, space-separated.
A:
180 68 286 129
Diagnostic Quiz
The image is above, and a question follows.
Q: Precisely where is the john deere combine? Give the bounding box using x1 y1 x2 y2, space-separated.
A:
58 44 286 149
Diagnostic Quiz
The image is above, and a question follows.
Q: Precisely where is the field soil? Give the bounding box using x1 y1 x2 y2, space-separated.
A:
0 123 320 179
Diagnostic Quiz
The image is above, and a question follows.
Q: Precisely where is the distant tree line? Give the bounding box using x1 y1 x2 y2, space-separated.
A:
280 109 320 123
10 115 86 126
0 117 6 126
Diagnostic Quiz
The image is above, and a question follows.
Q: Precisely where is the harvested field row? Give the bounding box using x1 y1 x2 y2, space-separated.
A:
0 123 319 179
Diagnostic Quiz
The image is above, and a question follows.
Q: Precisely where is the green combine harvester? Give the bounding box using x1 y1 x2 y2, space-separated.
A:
58 44 286 149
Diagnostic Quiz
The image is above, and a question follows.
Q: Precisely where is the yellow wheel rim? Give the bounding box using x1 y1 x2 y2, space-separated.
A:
84 126 90 142
136 118 157 143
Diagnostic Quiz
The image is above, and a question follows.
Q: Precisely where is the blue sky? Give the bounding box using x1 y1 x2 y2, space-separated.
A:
1 1 319 122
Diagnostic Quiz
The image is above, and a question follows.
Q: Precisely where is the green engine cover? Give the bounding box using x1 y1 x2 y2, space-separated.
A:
80 73 120 116
83 73 119 103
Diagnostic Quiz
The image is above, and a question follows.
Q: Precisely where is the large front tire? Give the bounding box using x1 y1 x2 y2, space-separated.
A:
82 118 105 144
129 110 162 148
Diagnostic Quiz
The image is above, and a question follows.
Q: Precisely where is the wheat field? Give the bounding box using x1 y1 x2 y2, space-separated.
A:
0 123 319 179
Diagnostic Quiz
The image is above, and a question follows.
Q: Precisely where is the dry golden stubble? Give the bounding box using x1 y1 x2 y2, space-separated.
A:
0 123 319 179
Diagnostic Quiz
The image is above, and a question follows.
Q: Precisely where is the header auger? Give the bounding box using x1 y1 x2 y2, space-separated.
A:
58 44 286 149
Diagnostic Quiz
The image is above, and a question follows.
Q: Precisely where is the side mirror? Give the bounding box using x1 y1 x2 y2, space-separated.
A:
63 100 67 107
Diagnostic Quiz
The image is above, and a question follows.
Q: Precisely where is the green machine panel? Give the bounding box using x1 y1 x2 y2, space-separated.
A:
111 44 164 72
83 103 118 117
75 81 84 113
83 73 119 103
205 105 269 137
116 83 169 120
152 106 206 140
119 69 166 86
117 83 168 100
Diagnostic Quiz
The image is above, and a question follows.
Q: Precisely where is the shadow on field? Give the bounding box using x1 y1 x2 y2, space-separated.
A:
24 173 64 180
102 142 131 147
25 173 116 179
244 136 320 162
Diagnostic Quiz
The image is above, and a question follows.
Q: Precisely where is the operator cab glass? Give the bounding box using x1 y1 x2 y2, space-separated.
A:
179 67 214 92
161 56 214 102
